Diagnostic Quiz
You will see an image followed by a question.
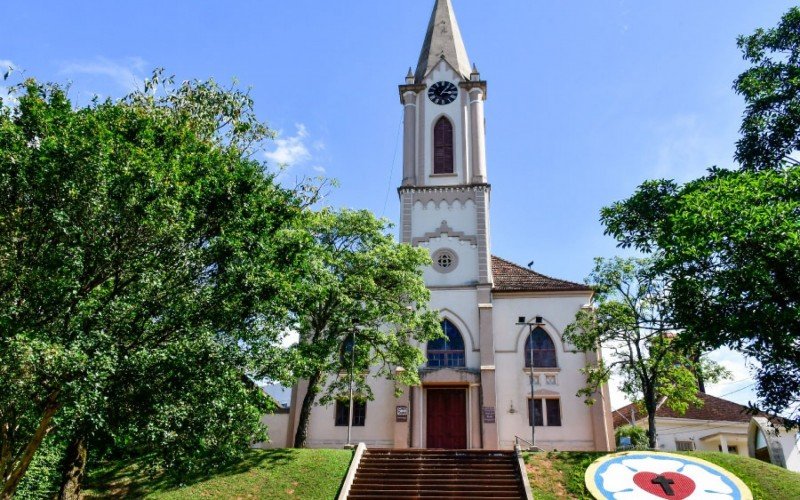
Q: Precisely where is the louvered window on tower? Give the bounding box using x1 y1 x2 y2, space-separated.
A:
433 117 454 174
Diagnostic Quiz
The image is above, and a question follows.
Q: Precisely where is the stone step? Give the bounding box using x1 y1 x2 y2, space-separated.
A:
346 449 526 499
358 460 516 470
352 479 521 486
348 492 523 499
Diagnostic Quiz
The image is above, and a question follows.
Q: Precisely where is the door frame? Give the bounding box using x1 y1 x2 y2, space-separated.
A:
423 384 470 449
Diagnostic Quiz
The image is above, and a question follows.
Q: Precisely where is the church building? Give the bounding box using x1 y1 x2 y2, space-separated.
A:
282 0 614 451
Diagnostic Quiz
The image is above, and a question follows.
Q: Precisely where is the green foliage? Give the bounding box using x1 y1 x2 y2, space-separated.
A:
15 434 66 500
0 72 311 492
614 424 648 448
602 168 800 421
287 208 441 446
735 7 800 170
599 6 800 424
564 257 728 446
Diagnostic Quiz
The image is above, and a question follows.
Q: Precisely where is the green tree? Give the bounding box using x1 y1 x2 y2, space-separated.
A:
735 7 800 171
0 73 310 498
289 209 441 448
602 169 800 423
564 257 728 448
600 6 800 425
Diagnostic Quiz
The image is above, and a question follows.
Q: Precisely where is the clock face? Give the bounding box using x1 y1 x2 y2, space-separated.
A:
428 81 458 105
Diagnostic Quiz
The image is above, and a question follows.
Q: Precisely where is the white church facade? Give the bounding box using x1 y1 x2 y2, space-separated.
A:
278 0 614 452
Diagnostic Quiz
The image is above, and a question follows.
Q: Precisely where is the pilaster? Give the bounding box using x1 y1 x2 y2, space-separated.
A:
478 287 498 448
393 383 412 448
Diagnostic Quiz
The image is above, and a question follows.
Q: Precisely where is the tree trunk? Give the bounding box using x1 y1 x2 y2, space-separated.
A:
293 370 322 448
646 409 657 449
1 421 14 484
58 435 88 500
643 386 658 449
1 392 60 500
692 351 706 393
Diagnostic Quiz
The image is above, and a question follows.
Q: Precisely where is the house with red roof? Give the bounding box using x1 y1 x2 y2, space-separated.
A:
613 392 800 472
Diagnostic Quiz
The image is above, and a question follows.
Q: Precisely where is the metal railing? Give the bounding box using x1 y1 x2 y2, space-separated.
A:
515 436 544 452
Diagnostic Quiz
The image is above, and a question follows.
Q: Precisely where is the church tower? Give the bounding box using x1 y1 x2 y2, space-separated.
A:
398 0 501 449
399 0 491 287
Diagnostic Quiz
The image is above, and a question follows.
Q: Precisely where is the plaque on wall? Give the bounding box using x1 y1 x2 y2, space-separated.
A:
482 406 496 423
396 405 409 422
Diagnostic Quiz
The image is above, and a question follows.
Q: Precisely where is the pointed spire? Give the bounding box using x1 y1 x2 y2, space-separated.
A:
415 0 472 83
470 63 481 81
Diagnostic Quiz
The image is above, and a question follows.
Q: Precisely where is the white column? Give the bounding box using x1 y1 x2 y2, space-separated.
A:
720 434 729 453
402 91 418 186
469 87 487 183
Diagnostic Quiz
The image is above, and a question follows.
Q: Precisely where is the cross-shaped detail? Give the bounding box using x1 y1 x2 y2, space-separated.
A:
651 475 676 496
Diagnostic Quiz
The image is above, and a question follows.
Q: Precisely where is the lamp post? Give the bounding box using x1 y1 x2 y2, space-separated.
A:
346 332 355 447
516 315 545 450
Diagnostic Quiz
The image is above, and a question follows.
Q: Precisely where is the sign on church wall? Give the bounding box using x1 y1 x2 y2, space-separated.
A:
395 405 408 423
482 406 495 424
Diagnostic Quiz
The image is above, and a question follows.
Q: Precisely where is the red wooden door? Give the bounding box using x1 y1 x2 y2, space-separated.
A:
426 388 467 449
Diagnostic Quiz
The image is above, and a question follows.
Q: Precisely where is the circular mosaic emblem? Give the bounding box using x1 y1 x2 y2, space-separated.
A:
585 451 752 500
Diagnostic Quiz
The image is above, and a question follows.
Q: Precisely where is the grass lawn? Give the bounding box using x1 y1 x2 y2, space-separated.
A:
85 448 353 499
524 450 800 500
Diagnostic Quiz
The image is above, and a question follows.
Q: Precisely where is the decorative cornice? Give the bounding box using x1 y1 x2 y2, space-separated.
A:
398 184 491 202
412 220 478 246
460 80 487 99
398 83 426 104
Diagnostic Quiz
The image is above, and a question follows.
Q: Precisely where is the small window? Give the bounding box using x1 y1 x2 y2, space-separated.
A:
676 440 694 451
718 444 739 454
433 117 454 174
525 327 557 368
335 400 366 427
528 398 561 427
427 319 466 368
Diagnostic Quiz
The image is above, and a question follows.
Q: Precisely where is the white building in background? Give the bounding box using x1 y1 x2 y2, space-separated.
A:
274 0 615 451
614 393 800 472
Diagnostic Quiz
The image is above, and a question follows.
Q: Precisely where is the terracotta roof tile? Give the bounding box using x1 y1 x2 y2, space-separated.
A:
612 392 761 428
491 256 592 293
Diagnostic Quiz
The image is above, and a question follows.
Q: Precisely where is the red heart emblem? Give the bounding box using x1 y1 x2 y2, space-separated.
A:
633 471 696 500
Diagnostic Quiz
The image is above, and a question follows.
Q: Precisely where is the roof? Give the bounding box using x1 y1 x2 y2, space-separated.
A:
415 0 472 83
612 392 760 428
491 256 592 293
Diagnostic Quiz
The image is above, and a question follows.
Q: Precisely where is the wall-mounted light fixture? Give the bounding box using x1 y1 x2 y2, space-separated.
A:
508 400 517 414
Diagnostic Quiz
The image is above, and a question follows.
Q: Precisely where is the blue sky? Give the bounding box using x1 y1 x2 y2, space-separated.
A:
4 0 795 409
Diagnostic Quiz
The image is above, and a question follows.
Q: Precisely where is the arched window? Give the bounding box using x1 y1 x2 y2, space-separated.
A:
524 327 557 368
433 117 454 174
340 335 368 370
427 319 465 368
340 336 355 366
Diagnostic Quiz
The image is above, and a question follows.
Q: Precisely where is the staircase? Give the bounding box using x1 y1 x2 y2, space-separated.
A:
344 448 529 499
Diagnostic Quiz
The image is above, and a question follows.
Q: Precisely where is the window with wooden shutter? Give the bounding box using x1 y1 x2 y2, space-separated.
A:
433 117 454 174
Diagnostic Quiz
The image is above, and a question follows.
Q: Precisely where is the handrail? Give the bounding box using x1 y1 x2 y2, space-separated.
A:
337 442 366 500
515 435 544 452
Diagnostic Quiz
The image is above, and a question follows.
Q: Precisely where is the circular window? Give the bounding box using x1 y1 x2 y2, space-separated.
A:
432 248 458 274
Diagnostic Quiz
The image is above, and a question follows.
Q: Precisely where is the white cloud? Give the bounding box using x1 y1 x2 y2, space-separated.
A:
59 56 147 92
265 123 313 167
650 114 735 182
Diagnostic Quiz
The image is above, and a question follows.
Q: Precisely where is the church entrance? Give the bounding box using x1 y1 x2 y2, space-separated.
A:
426 388 467 449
